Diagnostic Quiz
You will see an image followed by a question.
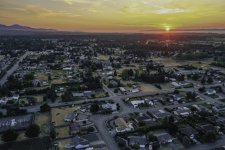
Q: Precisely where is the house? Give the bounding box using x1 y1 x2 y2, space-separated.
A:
130 88 140 93
172 94 185 101
102 103 117 111
83 91 95 98
221 86 225 94
151 110 171 120
70 122 94 135
174 107 192 117
72 136 90 149
131 100 145 108
64 113 78 122
109 80 118 87
192 105 212 113
197 124 217 134
63 66 72 71
179 126 198 139
0 115 33 133
205 89 216 95
119 87 126 93
212 103 225 112
114 117 133 133
134 114 155 125
155 132 173 144
128 136 148 148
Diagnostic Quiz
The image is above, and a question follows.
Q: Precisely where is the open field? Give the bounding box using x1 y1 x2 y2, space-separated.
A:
153 57 213 68
139 83 162 93
51 107 75 126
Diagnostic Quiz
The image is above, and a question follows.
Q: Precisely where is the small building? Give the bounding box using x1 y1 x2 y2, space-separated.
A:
102 103 117 111
131 100 145 108
151 110 171 120
205 89 216 95
119 87 126 93
212 103 225 112
83 91 95 98
179 126 198 139
64 113 78 122
172 94 185 101
174 107 192 117
128 136 148 148
72 136 90 149
155 132 173 144
0 114 33 133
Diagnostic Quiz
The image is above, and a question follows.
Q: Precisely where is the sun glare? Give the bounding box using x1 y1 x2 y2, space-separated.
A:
165 26 171 32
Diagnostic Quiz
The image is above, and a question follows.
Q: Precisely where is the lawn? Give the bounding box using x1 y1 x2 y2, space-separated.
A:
55 126 70 139
51 107 75 126
35 113 50 135
36 72 48 80
33 95 44 103
95 90 107 98
56 139 72 150
98 54 109 61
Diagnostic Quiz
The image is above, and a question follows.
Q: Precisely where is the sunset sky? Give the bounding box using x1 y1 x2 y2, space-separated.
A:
1 0 225 32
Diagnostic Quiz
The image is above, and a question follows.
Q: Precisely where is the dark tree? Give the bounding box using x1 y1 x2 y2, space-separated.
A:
90 103 99 113
1 130 18 142
40 103 51 112
25 124 40 138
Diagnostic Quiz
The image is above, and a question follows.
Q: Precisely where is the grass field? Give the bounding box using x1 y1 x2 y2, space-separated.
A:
51 107 75 126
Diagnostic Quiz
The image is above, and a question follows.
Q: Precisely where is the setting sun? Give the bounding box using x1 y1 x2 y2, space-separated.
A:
165 26 171 32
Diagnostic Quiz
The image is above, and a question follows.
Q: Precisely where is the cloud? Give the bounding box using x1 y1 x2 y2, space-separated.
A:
154 8 190 14
52 0 93 5
23 5 81 18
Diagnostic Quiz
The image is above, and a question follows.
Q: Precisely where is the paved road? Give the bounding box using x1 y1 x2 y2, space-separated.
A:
0 51 29 86
102 83 117 97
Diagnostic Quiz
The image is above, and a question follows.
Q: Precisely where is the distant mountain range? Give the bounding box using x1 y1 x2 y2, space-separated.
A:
0 24 56 32
0 24 61 35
